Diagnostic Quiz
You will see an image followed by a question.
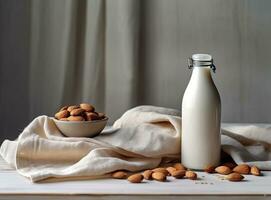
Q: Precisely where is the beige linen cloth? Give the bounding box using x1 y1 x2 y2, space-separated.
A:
0 106 271 182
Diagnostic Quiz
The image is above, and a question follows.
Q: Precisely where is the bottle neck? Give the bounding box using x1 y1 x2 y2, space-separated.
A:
191 66 213 82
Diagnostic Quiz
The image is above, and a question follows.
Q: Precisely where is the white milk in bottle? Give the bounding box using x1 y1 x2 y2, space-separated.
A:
181 54 221 170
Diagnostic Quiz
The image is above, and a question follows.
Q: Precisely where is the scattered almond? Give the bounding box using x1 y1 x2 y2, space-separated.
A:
173 163 186 171
67 116 85 121
152 172 167 182
233 164 250 174
143 170 153 180
55 110 69 119
215 166 232 175
185 171 197 180
250 166 261 176
127 174 143 183
80 103 95 112
112 171 127 179
70 108 85 116
204 165 215 173
171 169 186 179
226 173 244 182
166 167 177 176
153 167 169 176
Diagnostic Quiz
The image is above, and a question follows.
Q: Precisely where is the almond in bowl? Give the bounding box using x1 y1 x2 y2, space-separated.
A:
53 103 108 137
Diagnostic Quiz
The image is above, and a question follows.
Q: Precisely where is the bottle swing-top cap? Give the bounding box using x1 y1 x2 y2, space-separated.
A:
188 54 216 73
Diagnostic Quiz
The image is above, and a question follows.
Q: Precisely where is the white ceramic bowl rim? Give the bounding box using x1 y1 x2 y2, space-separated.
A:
52 117 108 124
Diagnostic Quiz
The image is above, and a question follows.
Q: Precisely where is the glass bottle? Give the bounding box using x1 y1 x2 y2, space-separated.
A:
181 54 221 170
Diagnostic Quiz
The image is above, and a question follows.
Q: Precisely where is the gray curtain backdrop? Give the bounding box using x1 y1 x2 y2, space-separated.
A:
0 0 271 142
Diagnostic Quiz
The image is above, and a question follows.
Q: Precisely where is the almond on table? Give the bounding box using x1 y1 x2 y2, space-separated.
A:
226 173 244 182
204 165 215 173
152 167 169 176
143 170 153 180
171 169 186 179
127 174 143 183
215 166 232 175
185 171 197 180
233 164 250 174
250 166 261 176
173 163 186 171
112 171 127 179
166 167 177 176
152 172 167 182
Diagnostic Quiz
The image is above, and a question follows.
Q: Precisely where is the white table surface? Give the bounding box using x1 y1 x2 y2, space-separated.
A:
0 156 271 200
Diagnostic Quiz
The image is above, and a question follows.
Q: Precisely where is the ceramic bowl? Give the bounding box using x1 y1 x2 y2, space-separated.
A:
53 117 108 137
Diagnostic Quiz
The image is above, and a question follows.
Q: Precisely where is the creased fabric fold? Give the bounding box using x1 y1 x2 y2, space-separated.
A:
1 106 271 182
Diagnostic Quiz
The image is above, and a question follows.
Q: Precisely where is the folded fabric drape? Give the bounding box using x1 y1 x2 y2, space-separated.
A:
1 106 271 182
